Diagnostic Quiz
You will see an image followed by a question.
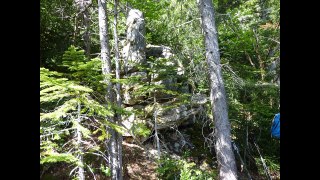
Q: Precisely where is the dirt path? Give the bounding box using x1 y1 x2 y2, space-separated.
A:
123 142 158 180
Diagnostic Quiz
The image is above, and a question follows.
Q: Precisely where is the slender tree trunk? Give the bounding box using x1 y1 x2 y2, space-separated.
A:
110 131 118 180
153 93 161 159
253 141 272 180
245 51 256 68
198 0 238 179
75 0 91 58
83 1 91 59
98 1 119 179
253 28 265 81
77 102 85 180
98 0 112 126
113 0 123 179
73 15 78 45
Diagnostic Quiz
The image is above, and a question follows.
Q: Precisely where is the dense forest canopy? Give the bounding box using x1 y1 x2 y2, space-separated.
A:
40 0 279 179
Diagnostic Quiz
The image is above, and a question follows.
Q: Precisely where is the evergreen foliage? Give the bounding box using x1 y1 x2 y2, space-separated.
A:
40 49 123 178
40 0 280 178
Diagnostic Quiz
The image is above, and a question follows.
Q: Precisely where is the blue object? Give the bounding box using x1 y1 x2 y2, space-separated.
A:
271 113 280 139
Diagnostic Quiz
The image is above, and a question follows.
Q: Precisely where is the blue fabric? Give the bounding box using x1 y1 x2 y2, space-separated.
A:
271 113 280 139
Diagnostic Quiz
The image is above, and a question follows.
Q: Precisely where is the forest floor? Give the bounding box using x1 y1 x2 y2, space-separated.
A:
122 141 158 180
121 140 280 180
40 138 279 180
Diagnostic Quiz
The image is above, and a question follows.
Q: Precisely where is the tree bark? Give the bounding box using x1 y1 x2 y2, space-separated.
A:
198 0 238 179
75 0 91 59
98 1 119 179
83 1 91 59
154 108 161 158
113 0 123 179
76 101 85 180
253 28 265 81
153 94 161 159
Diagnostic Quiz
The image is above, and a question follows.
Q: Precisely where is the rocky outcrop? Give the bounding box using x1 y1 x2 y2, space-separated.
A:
122 9 147 105
191 93 208 106
146 44 184 75
146 44 187 100
120 9 206 138
146 44 173 59
123 9 146 74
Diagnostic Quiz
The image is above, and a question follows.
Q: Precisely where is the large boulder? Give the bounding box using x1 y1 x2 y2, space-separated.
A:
144 103 200 130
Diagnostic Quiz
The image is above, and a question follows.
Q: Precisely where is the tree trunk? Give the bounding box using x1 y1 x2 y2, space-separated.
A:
153 93 161 159
154 108 161 158
253 28 265 81
198 0 238 179
75 0 91 59
110 130 118 180
113 0 123 179
83 1 91 59
98 1 119 179
76 102 85 180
